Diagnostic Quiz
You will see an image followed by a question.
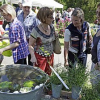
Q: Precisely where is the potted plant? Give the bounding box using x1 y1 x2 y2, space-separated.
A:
49 68 67 98
66 62 89 100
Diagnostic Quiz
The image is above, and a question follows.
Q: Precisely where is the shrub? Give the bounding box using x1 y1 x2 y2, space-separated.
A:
55 17 71 38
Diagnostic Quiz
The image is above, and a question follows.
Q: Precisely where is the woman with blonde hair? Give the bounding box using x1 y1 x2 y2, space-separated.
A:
0 4 29 64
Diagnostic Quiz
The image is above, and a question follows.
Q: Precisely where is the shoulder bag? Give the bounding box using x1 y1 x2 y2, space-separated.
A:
53 35 61 54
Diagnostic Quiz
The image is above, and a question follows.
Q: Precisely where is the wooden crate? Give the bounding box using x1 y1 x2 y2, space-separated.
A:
42 90 81 100
61 90 81 100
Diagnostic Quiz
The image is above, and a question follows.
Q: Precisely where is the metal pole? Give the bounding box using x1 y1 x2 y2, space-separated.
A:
50 66 69 90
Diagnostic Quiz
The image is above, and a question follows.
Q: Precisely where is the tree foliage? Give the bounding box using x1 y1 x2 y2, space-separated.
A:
55 0 100 23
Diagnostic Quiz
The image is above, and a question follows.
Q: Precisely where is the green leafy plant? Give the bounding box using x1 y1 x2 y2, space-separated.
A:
23 80 35 87
81 83 100 100
50 68 67 85
67 63 89 89
0 81 12 90
50 72 61 85
95 81 100 94
0 39 12 57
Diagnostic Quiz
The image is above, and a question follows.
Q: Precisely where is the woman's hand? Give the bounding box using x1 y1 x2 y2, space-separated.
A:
30 55 37 66
64 61 69 68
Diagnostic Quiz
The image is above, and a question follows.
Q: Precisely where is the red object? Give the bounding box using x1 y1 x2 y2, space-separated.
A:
34 52 54 75
0 20 3 25
36 37 42 45
0 25 4 35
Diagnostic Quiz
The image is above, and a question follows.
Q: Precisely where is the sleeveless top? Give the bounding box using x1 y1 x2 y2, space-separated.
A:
66 21 88 55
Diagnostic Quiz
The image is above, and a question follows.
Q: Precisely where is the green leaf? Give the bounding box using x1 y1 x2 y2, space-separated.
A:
0 81 12 89
23 80 35 87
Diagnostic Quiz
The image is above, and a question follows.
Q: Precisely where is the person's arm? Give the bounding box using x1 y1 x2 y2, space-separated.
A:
64 41 69 66
0 42 19 54
28 36 37 64
64 29 70 67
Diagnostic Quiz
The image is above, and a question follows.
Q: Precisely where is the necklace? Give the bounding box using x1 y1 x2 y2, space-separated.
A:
41 24 48 32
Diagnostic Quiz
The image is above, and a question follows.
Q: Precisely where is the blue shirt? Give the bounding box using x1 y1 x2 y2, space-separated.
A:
17 10 40 39
9 18 29 63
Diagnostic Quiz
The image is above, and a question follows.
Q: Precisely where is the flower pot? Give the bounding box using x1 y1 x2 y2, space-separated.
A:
51 83 62 98
72 86 82 100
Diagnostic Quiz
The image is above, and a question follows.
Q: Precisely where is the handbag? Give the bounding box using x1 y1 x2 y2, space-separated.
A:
53 36 61 54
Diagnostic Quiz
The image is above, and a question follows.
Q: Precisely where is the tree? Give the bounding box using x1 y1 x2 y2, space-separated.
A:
55 0 99 23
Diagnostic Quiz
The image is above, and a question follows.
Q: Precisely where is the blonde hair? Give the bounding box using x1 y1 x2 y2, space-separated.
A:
0 4 16 19
37 7 53 23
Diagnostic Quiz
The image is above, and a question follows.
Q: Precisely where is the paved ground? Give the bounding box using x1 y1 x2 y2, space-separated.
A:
2 47 92 71
2 56 13 65
54 48 92 71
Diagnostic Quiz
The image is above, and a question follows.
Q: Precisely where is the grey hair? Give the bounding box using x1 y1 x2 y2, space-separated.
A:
72 8 84 23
